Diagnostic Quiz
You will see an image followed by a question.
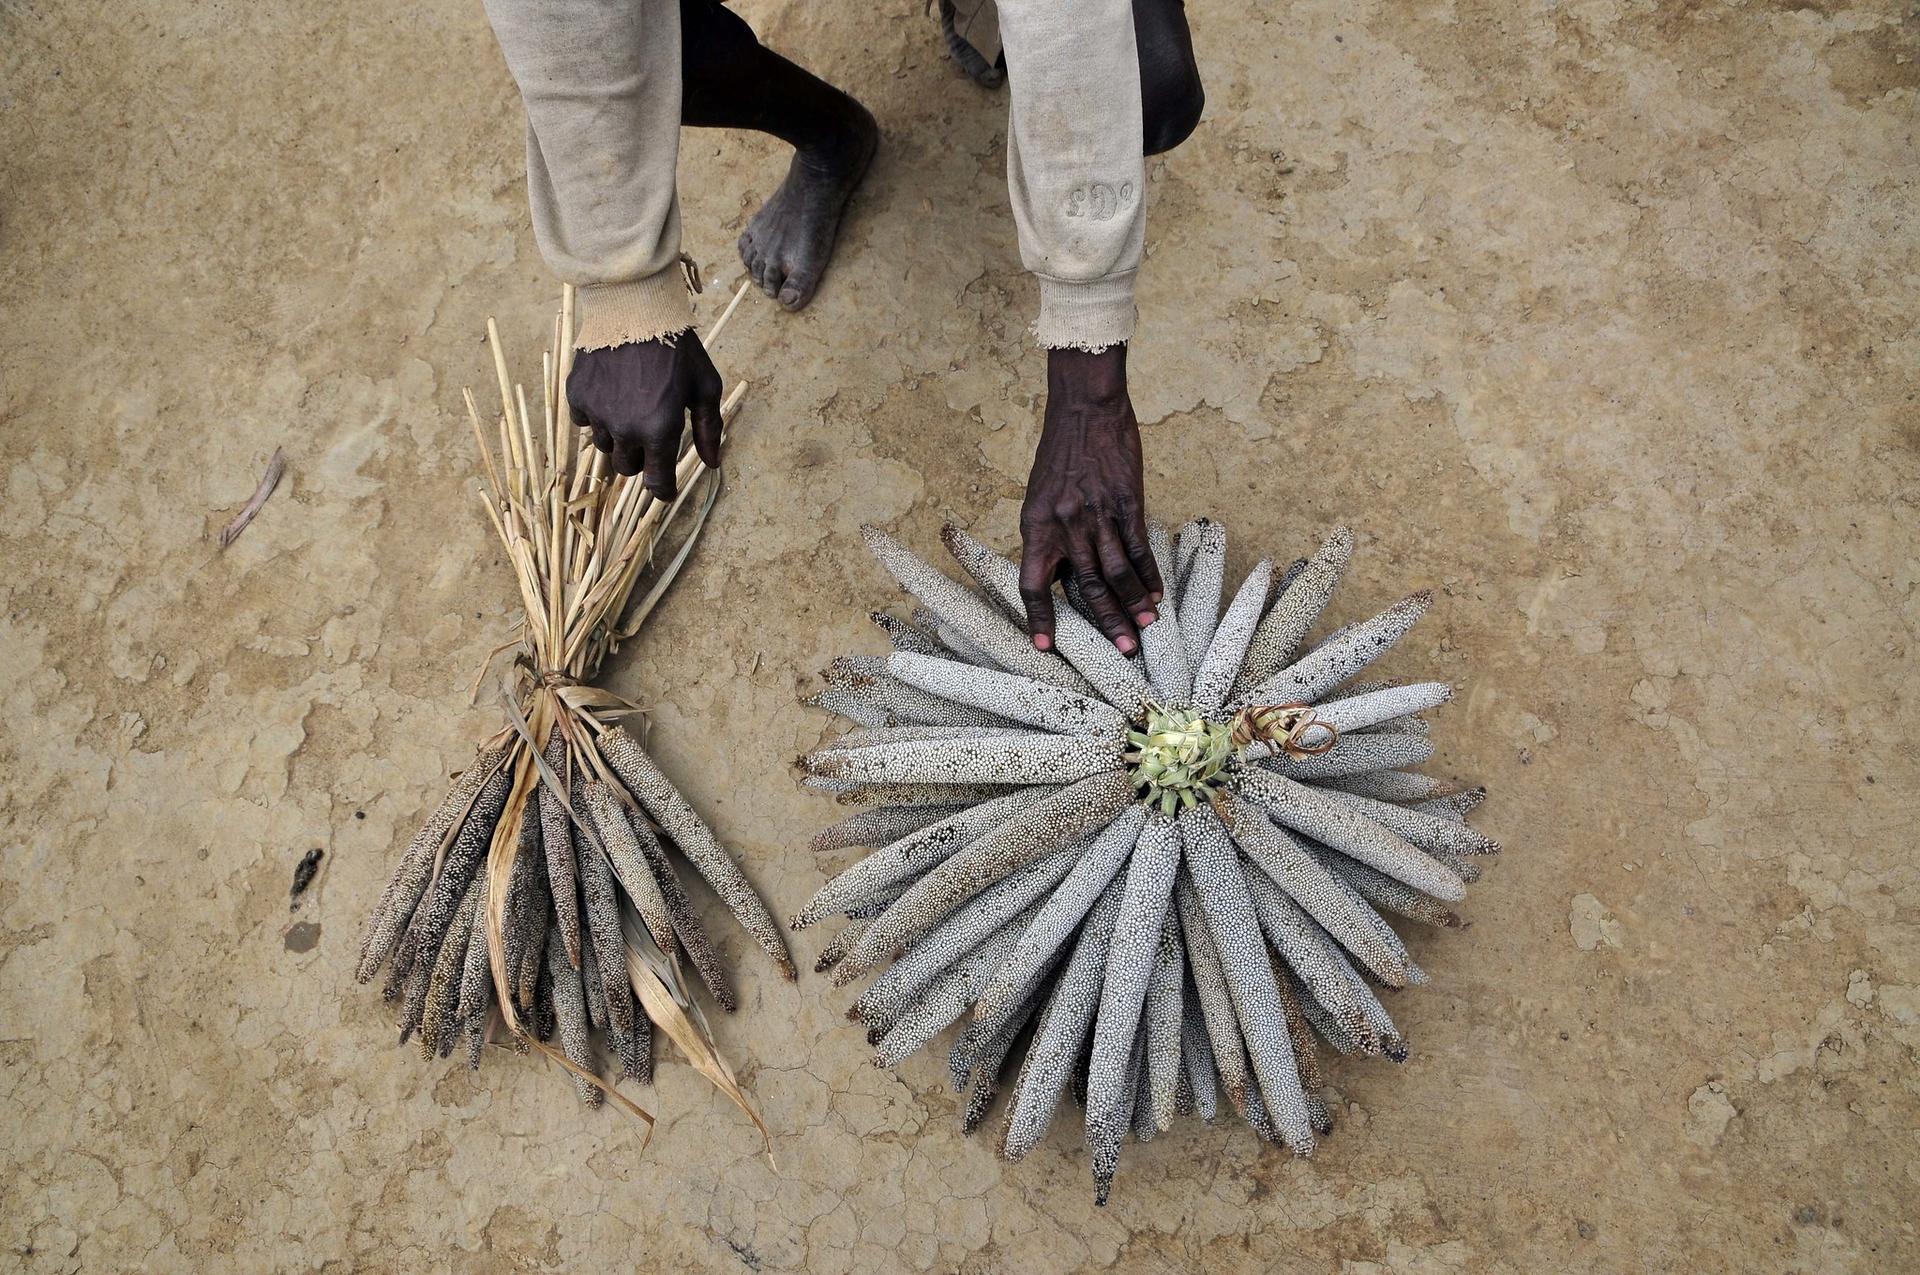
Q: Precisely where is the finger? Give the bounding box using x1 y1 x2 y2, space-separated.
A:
1017 543 1062 652
691 397 724 470
640 431 680 500
609 433 645 478
690 350 725 470
576 409 613 455
1068 530 1138 655
1095 519 1157 628
1122 505 1164 604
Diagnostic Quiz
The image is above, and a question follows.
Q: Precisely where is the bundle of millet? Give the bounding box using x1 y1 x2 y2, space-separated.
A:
798 521 1495 1201
357 284 787 1125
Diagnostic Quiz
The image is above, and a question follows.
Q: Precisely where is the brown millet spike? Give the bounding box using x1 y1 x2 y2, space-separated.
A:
582 779 677 955
545 921 601 1106
538 731 584 969
600 725 795 980
456 892 495 1025
463 1012 487 1071
612 987 652 1084
421 875 482 1057
512 825 551 1010
356 746 507 983
397 763 513 997
574 777 635 1041
499 812 543 1010
578 923 608 1030
627 810 737 1011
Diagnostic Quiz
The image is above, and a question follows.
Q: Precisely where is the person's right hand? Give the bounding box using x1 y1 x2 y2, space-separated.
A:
1017 345 1162 655
566 331 724 500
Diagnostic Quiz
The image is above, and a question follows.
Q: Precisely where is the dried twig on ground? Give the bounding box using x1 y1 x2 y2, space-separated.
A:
218 446 286 548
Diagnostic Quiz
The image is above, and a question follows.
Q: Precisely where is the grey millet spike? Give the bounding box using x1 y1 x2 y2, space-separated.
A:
833 772 1135 986
1083 816 1180 1190
1178 518 1228 671
809 803 971 853
1235 525 1354 695
887 651 1131 736
1191 558 1274 713
793 786 1059 927
1139 522 1193 702
864 525 1096 695
942 524 1153 717
1178 804 1316 1151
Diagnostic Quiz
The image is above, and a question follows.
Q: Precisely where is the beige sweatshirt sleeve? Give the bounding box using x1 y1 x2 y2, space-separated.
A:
483 0 694 349
996 0 1147 352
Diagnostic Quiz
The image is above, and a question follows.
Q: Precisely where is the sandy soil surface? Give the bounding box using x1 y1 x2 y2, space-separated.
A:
3 0 1916 1270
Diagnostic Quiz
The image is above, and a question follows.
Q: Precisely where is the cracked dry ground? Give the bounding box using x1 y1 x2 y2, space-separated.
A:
2 0 1916 1271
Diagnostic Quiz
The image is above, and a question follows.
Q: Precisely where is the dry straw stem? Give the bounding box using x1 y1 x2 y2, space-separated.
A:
357 281 780 1144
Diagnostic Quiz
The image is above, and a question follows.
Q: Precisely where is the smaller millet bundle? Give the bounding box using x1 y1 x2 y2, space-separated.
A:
357 285 786 1124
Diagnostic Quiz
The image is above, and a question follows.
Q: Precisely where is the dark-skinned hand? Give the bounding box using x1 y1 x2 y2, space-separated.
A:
1019 344 1163 655
566 331 724 500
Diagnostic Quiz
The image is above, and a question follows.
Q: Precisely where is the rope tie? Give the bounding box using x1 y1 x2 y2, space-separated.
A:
1232 702 1340 758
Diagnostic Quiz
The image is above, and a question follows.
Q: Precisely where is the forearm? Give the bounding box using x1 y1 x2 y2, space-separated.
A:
996 0 1147 352
483 0 693 348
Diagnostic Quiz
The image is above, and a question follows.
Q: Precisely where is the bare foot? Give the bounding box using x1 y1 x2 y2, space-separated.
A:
737 94 878 311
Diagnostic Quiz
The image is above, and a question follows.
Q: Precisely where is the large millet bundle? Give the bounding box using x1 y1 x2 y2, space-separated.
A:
357 284 786 1129
798 519 1496 1202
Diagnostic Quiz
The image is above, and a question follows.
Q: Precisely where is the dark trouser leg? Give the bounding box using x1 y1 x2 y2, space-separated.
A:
677 0 878 309
678 0 858 149
1134 0 1204 155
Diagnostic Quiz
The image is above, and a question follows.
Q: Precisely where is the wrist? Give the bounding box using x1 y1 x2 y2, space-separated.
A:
1046 344 1129 410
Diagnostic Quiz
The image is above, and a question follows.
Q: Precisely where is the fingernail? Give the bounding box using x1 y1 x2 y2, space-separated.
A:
1115 635 1136 655
1032 634 1052 651
1135 609 1157 627
1149 591 1164 605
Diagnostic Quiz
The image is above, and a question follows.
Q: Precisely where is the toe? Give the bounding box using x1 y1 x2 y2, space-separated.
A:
778 271 817 311
741 239 776 297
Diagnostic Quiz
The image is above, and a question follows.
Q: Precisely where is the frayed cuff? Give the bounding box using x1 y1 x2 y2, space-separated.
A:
1033 272 1137 352
575 266 697 350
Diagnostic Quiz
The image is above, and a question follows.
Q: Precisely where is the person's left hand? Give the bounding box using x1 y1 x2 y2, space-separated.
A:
1018 344 1163 655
